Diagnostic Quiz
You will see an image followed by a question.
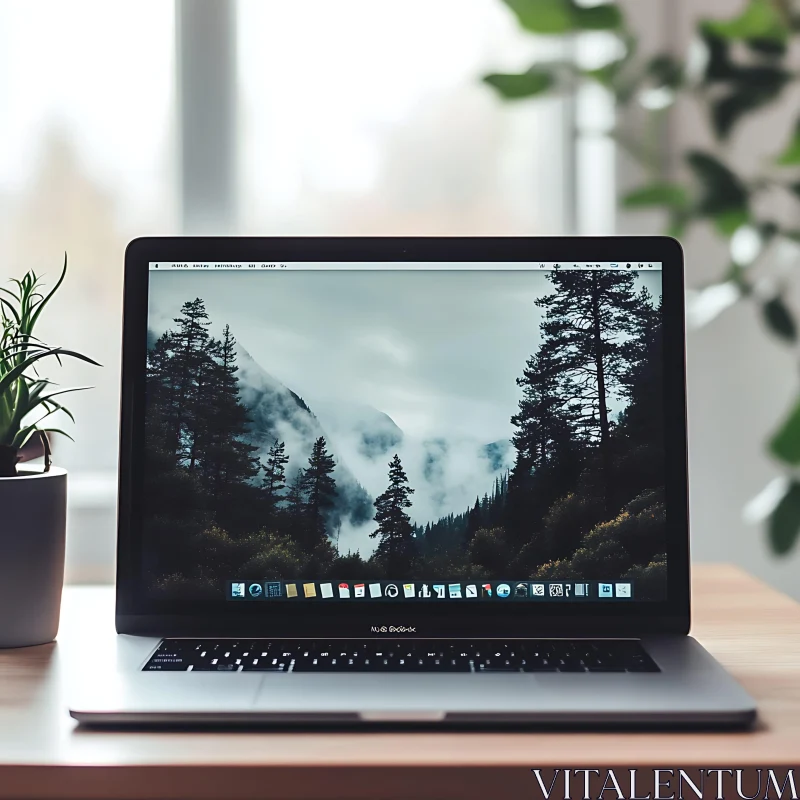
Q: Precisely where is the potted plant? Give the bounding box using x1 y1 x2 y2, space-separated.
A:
0 256 98 648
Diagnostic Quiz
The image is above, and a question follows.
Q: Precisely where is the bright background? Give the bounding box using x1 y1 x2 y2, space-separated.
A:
0 0 795 597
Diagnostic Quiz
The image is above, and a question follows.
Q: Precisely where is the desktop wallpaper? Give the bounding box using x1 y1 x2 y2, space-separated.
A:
142 267 667 600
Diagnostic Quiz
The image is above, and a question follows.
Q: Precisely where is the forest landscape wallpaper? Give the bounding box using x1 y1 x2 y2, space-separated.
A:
143 267 668 601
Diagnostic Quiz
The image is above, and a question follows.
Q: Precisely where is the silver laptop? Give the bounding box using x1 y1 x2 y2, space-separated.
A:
69 236 756 727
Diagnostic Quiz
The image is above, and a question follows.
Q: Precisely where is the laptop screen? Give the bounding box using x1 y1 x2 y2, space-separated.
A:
143 260 666 605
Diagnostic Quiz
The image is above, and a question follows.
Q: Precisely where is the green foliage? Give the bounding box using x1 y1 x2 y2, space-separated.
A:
500 0 622 34
468 526 511 575
777 120 800 165
331 550 373 577
769 482 800 555
539 492 605 561
621 554 667 601
534 500 666 582
686 152 749 221
0 255 99 477
532 558 578 580
704 0 788 43
484 0 800 555
763 296 797 342
622 183 688 210
770 399 800 465
566 536 631 579
241 532 307 579
483 69 555 100
623 488 663 516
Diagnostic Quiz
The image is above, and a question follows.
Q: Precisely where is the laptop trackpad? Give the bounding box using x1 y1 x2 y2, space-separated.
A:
253 674 529 716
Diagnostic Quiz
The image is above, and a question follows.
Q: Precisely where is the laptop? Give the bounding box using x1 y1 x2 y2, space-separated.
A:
69 236 756 727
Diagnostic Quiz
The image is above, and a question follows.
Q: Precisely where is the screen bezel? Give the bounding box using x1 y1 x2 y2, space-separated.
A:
117 236 690 637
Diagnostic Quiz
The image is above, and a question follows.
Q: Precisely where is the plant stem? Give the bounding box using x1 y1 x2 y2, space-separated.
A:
0 445 19 478
39 431 51 473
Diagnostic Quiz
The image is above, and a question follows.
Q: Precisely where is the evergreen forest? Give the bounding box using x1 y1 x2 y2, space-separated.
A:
143 269 667 600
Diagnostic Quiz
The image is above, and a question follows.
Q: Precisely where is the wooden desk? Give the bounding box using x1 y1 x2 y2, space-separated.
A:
0 564 797 800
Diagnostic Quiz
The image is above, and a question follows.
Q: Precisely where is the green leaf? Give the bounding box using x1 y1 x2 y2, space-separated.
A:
29 253 68 331
769 481 800 555
770 400 800 465
713 208 749 236
646 54 683 90
483 69 555 100
777 121 800 165
711 67 791 139
699 28 737 82
746 37 787 55
622 183 689 210
705 0 787 43
500 0 622 33
686 151 748 219
583 63 620 89
0 347 100 402
763 296 797 342
571 4 622 30
666 213 688 240
500 0 575 33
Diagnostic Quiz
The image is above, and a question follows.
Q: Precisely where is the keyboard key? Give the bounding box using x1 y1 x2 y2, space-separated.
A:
143 639 659 674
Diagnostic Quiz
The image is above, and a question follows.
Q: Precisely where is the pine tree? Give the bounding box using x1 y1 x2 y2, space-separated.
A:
285 468 307 519
146 332 176 412
147 303 262 535
534 269 641 511
167 298 216 459
301 436 337 551
370 454 417 577
512 344 577 474
620 288 661 404
614 290 664 503
203 324 260 497
466 495 482 541
262 439 289 519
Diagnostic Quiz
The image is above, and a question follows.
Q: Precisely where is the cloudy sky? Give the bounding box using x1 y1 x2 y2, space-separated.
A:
150 268 660 438
148 266 661 552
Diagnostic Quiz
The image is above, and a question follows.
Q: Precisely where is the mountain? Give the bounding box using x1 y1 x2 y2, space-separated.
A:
483 439 513 472
235 346 373 527
311 400 404 460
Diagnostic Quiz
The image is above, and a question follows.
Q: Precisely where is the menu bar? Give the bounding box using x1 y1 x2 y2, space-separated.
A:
150 262 662 272
227 580 634 601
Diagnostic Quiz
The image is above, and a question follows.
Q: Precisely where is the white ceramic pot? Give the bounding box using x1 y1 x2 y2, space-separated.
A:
0 466 67 648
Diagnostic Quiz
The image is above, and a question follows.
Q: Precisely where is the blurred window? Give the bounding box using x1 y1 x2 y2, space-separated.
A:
0 0 582 583
0 0 175 581
236 0 572 236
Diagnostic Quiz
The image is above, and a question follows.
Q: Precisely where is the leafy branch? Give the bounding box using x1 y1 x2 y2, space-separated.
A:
483 0 800 554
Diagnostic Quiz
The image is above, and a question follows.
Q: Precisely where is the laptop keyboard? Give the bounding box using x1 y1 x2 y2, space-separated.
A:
143 639 659 673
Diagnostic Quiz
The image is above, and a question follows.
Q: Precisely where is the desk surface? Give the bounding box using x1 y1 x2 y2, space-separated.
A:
0 564 798 800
